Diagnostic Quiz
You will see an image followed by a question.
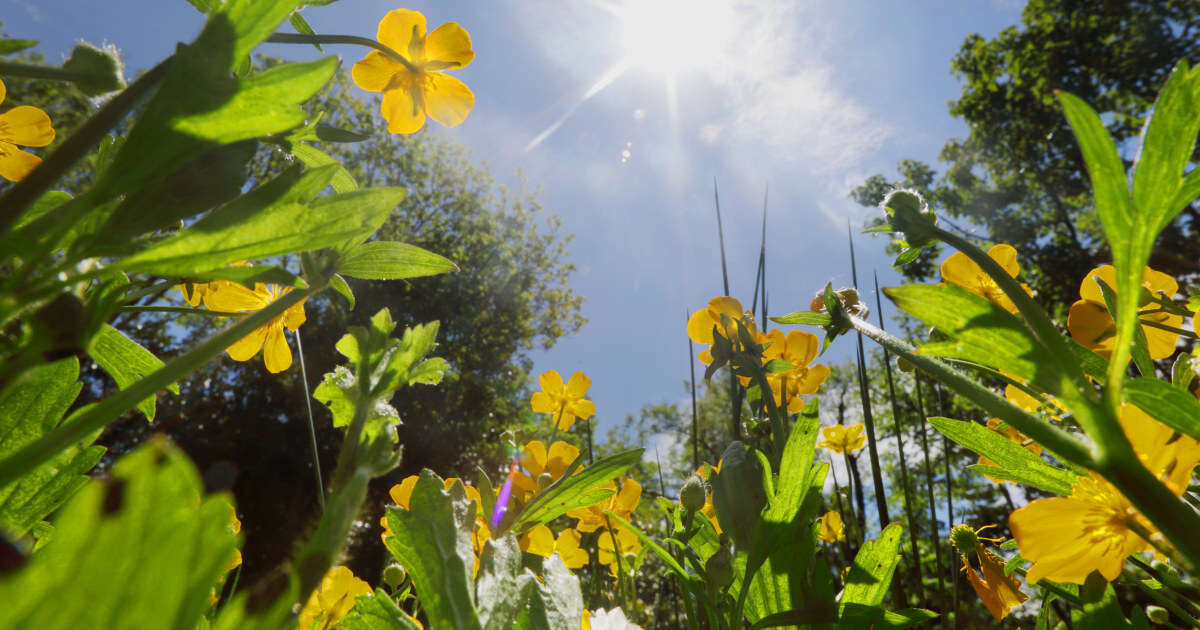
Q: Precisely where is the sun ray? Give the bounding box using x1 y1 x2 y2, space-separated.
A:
524 58 632 152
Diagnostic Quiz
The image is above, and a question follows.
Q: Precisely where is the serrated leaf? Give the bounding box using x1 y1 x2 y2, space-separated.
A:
0 439 239 630
507 449 642 536
0 358 104 538
339 241 458 281
1124 377 1200 440
929 417 1075 495
87 324 179 421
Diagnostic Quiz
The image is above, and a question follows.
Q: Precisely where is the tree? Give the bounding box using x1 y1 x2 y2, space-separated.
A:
853 0 1200 311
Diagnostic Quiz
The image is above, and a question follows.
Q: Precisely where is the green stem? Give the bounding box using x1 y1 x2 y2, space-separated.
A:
295 331 325 512
914 375 947 599
264 33 419 73
1126 579 1200 629
1140 319 1197 338
0 59 171 236
0 286 316 486
118 305 245 317
0 60 96 83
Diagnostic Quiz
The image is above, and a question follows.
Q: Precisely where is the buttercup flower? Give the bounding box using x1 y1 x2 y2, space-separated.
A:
687 296 760 364
512 440 580 499
1067 265 1182 360
760 329 830 412
695 462 722 535
202 280 307 373
816 510 844 543
519 524 556 557
530 370 596 431
352 9 474 134
597 526 642 576
940 244 1032 314
555 529 589 569
1009 405 1200 584
568 477 641 533
818 423 865 454
1005 384 1065 423
298 566 372 630
951 525 1027 622
0 77 55 182
977 418 1042 484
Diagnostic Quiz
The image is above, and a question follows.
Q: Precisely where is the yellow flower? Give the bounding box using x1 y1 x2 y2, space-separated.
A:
597 526 642 576
940 244 1032 314
818 423 865 454
816 510 844 543
298 566 372 630
761 329 831 412
202 281 307 373
555 529 589 569
351 9 474 134
567 477 641 533
512 440 579 499
1067 265 1182 360
1009 405 1200 584
224 502 242 574
1005 384 1065 423
977 418 1042 484
960 543 1028 621
0 77 55 182
178 282 211 307
687 296 759 364
519 524 556 557
530 370 596 431
695 462 722 535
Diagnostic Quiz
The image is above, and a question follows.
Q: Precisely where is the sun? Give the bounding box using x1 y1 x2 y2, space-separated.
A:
619 0 737 76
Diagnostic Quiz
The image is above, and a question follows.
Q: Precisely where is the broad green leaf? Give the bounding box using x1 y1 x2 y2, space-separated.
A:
885 284 1060 392
770 311 832 326
336 589 423 629
1078 573 1133 629
1172 352 1194 391
0 39 37 55
1132 61 1198 236
0 439 239 630
1169 168 1200 219
839 523 903 609
929 417 1075 495
764 398 820 525
506 449 642 535
339 241 458 281
476 536 584 630
1124 378 1200 440
384 471 482 630
712 441 767 550
117 172 403 275
0 358 103 538
87 324 178 421
289 142 358 193
744 470 829 624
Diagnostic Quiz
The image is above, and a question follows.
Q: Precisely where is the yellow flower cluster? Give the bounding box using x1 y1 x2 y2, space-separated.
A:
178 276 307 373
940 244 1033 314
566 476 643 576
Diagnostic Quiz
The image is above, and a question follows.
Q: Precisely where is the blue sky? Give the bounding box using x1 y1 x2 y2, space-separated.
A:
5 0 1026 438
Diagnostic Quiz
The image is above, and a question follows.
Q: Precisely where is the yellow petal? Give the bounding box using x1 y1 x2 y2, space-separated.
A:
381 85 425 135
0 106 54 147
614 478 642 515
788 330 819 367
377 8 427 59
556 411 577 432
204 281 268 312
687 308 720 344
565 371 591 398
424 73 473 128
697 348 713 365
539 370 565 396
1067 299 1115 357
0 142 41 182
546 441 580 478
521 440 548 476
530 391 557 414
283 298 307 331
389 476 419 510
1141 311 1181 359
0 77 5 104
1078 265 1117 305
987 244 1020 279
794 363 830 395
519 524 556 557
555 529 589 569
226 325 267 362
568 398 595 422
351 50 400 93
425 22 474 69
940 251 980 290
262 325 292 373
1142 266 1178 297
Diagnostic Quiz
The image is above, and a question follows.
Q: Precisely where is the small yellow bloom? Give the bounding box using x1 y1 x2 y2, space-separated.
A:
687 296 759 364
977 418 1042 484
818 423 865 454
224 502 242 574
202 281 307 373
530 370 596 431
1004 384 1065 423
761 329 831 412
816 510 844 543
597 525 642 576
298 566 372 630
940 244 1031 314
0 77 55 182
1067 265 1182 360
555 529 589 569
512 440 579 499
567 477 641 533
1010 405 1200 584
352 9 474 134
519 524 556 557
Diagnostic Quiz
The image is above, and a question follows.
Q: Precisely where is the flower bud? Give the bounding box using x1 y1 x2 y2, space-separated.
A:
679 475 706 513
949 524 979 556
382 564 407 589
883 189 938 249
705 547 733 590
1146 605 1169 625
537 472 554 490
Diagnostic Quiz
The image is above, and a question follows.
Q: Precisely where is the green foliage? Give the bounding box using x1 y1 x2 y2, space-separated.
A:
503 448 641 536
928 416 1075 495
87 323 176 421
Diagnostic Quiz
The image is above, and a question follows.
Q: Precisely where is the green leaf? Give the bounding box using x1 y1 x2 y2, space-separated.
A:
288 11 322 51
1124 378 1200 440
339 241 458 281
328 273 355 309
289 142 358 193
0 358 104 538
335 589 423 629
384 471 482 630
606 512 688 580
476 536 585 630
1172 352 1195 390
116 168 403 275
1093 275 1153 376
87 324 178 421
1132 61 1198 236
839 523 904 609
929 417 1075 495
0 438 239 630
770 311 832 326
0 39 38 55
712 442 768 550
764 398 821 526
1078 572 1133 629
1169 168 1200 219
315 125 371 143
506 449 642 536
